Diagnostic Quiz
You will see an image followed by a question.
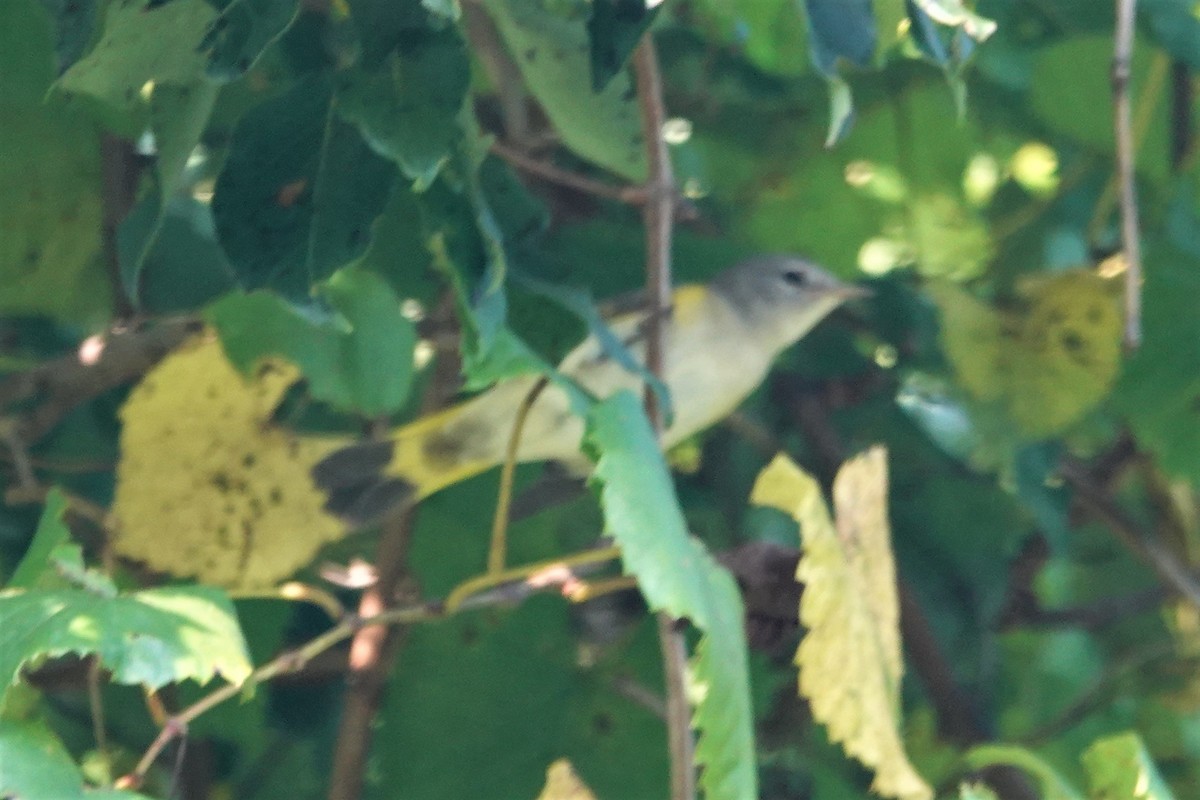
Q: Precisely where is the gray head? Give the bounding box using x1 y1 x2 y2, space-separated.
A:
710 255 868 356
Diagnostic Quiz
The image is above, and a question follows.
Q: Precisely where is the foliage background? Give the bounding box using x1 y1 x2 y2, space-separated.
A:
2 0 1200 798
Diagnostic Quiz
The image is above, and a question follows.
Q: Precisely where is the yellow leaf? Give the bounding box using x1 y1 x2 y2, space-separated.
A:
752 448 933 800
929 271 1122 437
112 334 346 588
534 759 597 800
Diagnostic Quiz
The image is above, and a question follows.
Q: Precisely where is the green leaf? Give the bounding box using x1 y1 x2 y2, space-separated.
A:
0 719 86 798
55 0 214 115
0 0 108 323
335 27 470 188
367 597 669 800
7 489 70 590
1113 245 1200 482
963 744 1085 800
118 193 237 312
1082 731 1177 800
0 719 155 799
1142 0 1200 71
480 0 647 180
117 81 220 302
687 0 810 76
150 80 220 206
342 0 430 66
0 585 252 711
39 0 101 71
200 0 301 81
211 74 398 298
586 392 757 800
208 267 417 416
1031 35 1171 185
586 0 659 91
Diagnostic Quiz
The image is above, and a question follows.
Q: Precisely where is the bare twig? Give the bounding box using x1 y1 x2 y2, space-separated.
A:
121 600 445 790
1113 0 1144 348
490 139 645 204
87 657 108 762
1061 457 1200 608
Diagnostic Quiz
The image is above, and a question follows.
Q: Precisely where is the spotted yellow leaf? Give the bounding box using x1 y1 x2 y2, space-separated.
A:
929 271 1122 437
113 334 346 588
752 448 932 800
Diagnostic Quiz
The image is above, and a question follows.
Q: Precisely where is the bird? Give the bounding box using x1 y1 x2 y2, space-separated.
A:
312 254 867 524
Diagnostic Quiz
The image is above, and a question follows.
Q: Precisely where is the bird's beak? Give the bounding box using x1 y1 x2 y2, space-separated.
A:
830 283 873 301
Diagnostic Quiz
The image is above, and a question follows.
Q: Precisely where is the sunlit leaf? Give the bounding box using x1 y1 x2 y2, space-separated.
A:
587 392 757 800
752 449 933 800
0 584 252 710
208 268 417 416
55 0 213 115
1082 731 1177 800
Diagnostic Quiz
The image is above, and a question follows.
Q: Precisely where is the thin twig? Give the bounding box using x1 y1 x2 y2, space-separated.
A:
121 601 444 789
489 377 550 573
121 545 633 789
1061 457 1200 608
632 35 696 800
1113 0 1144 348
490 140 644 204
87 657 108 763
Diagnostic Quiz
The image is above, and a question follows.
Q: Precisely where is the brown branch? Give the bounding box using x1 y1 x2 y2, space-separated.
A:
1112 0 1143 349
631 36 695 800
1060 456 1200 608
325 305 460 800
0 316 199 446
490 139 644 204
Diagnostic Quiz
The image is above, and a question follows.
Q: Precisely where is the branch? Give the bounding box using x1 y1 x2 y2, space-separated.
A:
1060 457 1200 608
631 35 695 800
490 139 644 205
1112 0 1143 348
0 317 199 445
325 303 460 800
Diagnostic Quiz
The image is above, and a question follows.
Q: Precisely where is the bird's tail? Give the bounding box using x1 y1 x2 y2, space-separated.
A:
310 402 495 525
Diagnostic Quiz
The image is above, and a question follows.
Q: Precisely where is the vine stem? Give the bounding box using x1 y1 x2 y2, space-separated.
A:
632 36 696 800
488 377 550 573
1113 0 1143 348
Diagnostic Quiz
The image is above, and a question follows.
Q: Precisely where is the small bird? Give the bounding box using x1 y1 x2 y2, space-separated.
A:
313 255 867 523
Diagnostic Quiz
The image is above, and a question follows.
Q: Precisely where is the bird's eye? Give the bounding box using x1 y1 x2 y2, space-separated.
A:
782 269 808 287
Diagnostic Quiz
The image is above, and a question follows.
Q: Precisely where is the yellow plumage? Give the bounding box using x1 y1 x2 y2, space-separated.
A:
313 256 865 523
